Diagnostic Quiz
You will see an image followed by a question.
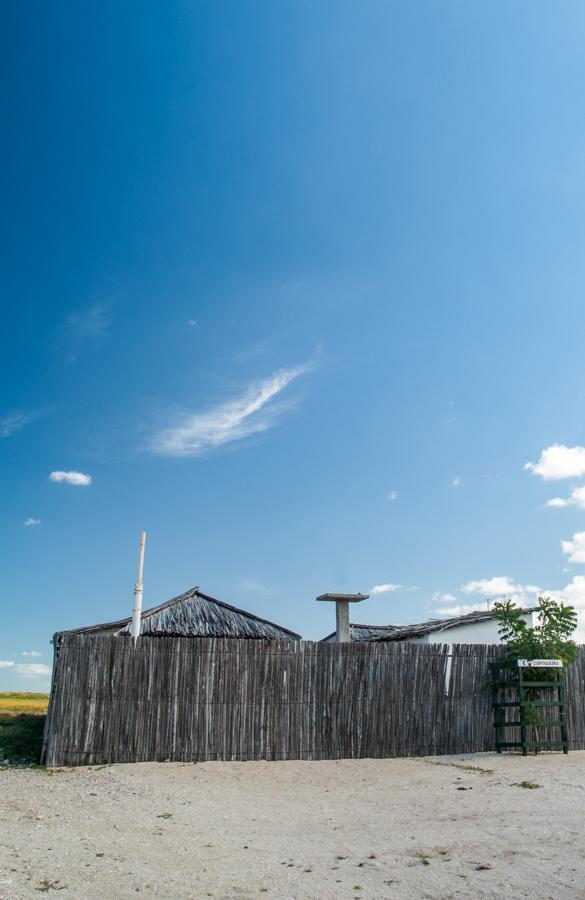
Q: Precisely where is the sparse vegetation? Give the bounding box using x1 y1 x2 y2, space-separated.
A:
424 760 494 775
0 714 45 766
35 879 66 892
512 780 542 790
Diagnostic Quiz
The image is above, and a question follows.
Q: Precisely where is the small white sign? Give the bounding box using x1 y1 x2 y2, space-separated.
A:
517 658 563 668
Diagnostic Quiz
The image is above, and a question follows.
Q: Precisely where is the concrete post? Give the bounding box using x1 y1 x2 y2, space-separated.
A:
316 593 369 642
335 599 351 642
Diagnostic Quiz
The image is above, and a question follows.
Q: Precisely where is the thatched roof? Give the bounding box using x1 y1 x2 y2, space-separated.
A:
63 586 301 640
320 624 402 642
321 609 537 643
374 609 536 641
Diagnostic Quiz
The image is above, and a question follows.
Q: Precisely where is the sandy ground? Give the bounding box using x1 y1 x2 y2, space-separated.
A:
1 752 585 900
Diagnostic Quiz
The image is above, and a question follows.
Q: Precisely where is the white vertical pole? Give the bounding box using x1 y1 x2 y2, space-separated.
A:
131 531 146 644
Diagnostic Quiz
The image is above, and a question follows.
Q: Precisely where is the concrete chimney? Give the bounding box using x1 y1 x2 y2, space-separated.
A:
316 593 369 642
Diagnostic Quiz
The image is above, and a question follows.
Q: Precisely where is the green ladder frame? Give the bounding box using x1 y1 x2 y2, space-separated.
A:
490 661 568 756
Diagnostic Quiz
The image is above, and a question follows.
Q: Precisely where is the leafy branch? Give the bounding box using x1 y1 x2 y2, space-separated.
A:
493 596 577 670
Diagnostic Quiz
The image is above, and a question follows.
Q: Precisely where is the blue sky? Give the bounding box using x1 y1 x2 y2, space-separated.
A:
3 2 585 690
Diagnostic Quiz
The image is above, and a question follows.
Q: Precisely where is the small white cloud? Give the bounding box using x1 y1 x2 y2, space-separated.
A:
0 660 15 669
150 362 313 457
24 517 41 526
460 576 540 606
387 490 398 501
525 444 585 480
1 411 30 437
435 603 487 616
21 651 42 658
14 663 50 679
432 592 457 604
370 583 402 595
561 531 585 564
49 470 92 486
462 576 520 597
188 319 198 327
544 485 585 509
451 476 461 488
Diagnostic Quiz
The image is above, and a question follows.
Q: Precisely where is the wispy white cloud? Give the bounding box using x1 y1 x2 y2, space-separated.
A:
451 476 462 488
0 659 49 679
15 662 50 679
64 303 111 363
66 303 110 340
387 489 398 501
24 517 41 527
1 411 31 437
150 362 313 457
525 444 585 480
561 531 585 564
49 470 92 486
370 583 402 595
188 319 198 327
22 651 42 658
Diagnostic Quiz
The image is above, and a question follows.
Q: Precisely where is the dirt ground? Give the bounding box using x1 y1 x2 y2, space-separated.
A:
1 751 584 899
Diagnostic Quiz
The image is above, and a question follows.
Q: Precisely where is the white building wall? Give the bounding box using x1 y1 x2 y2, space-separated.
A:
424 611 534 645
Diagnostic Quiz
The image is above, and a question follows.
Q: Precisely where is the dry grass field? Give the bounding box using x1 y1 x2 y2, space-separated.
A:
0 693 48 715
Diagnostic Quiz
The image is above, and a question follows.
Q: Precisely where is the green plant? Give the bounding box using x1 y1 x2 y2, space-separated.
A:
0 714 45 766
493 596 577 751
493 596 577 672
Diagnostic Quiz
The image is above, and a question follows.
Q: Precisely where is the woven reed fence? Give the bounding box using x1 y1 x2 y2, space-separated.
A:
41 634 585 766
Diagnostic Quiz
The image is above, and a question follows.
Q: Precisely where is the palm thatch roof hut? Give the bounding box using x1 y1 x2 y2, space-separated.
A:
60 585 301 641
